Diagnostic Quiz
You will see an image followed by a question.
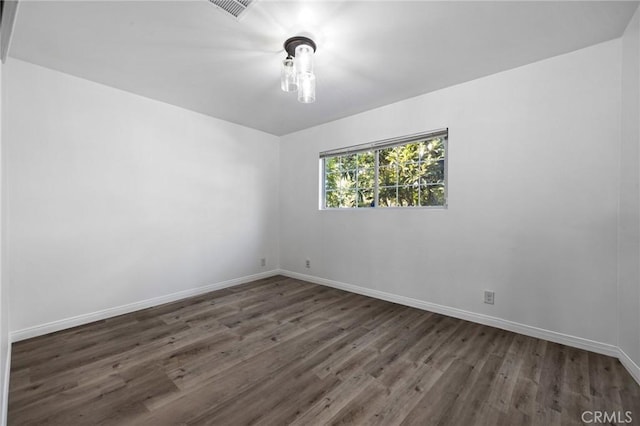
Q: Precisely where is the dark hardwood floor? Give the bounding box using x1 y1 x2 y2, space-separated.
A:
8 275 640 425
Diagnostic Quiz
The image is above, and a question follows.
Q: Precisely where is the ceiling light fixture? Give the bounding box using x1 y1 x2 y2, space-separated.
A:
281 36 317 104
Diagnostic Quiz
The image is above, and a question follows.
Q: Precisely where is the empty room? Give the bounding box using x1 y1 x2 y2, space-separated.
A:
0 0 639 424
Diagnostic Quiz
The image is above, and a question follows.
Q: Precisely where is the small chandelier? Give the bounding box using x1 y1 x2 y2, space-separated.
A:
281 36 317 104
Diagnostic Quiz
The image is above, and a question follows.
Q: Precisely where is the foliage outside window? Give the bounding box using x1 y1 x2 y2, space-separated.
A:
322 130 447 209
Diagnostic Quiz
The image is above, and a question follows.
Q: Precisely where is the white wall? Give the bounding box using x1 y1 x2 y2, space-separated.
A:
0 55 8 425
4 59 280 334
619 5 640 372
280 40 621 348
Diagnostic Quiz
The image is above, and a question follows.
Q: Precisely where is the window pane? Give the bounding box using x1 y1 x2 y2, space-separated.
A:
398 161 422 186
325 171 341 191
378 165 398 186
357 151 375 167
398 185 419 206
398 142 420 163
357 167 375 188
340 190 357 208
378 147 391 166
379 146 403 166
420 184 446 206
341 154 357 171
426 138 445 160
414 142 428 161
326 189 357 208
341 169 356 182
357 188 374 208
378 186 398 207
325 190 339 208
328 172 355 191
324 156 341 174
421 160 445 184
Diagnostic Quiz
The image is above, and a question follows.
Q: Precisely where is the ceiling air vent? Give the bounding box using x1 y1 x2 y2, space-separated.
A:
208 0 254 19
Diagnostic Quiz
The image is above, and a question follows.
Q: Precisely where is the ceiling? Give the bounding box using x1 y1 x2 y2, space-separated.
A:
9 1 639 136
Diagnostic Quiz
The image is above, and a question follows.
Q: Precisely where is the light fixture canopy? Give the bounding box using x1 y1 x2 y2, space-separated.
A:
283 36 317 57
281 36 317 103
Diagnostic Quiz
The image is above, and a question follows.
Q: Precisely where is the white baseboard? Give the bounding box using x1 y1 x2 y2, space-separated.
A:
2 341 10 426
278 270 620 358
10 270 280 342
618 348 640 385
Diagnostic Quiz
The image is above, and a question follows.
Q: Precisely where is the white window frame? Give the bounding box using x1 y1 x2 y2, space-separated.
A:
320 128 448 210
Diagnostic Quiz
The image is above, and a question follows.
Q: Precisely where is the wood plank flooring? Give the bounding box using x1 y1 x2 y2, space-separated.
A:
8 276 640 425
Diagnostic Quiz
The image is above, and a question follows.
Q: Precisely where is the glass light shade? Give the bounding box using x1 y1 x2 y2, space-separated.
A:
295 44 314 75
281 57 297 92
297 72 316 103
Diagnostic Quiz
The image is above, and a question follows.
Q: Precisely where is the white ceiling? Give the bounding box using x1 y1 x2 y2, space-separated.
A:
9 1 639 136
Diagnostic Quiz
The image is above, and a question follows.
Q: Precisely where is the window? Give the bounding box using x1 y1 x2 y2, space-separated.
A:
321 129 447 209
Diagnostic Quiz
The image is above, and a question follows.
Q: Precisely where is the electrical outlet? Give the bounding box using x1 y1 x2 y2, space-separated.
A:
484 290 495 305
305 259 311 268
260 258 266 267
